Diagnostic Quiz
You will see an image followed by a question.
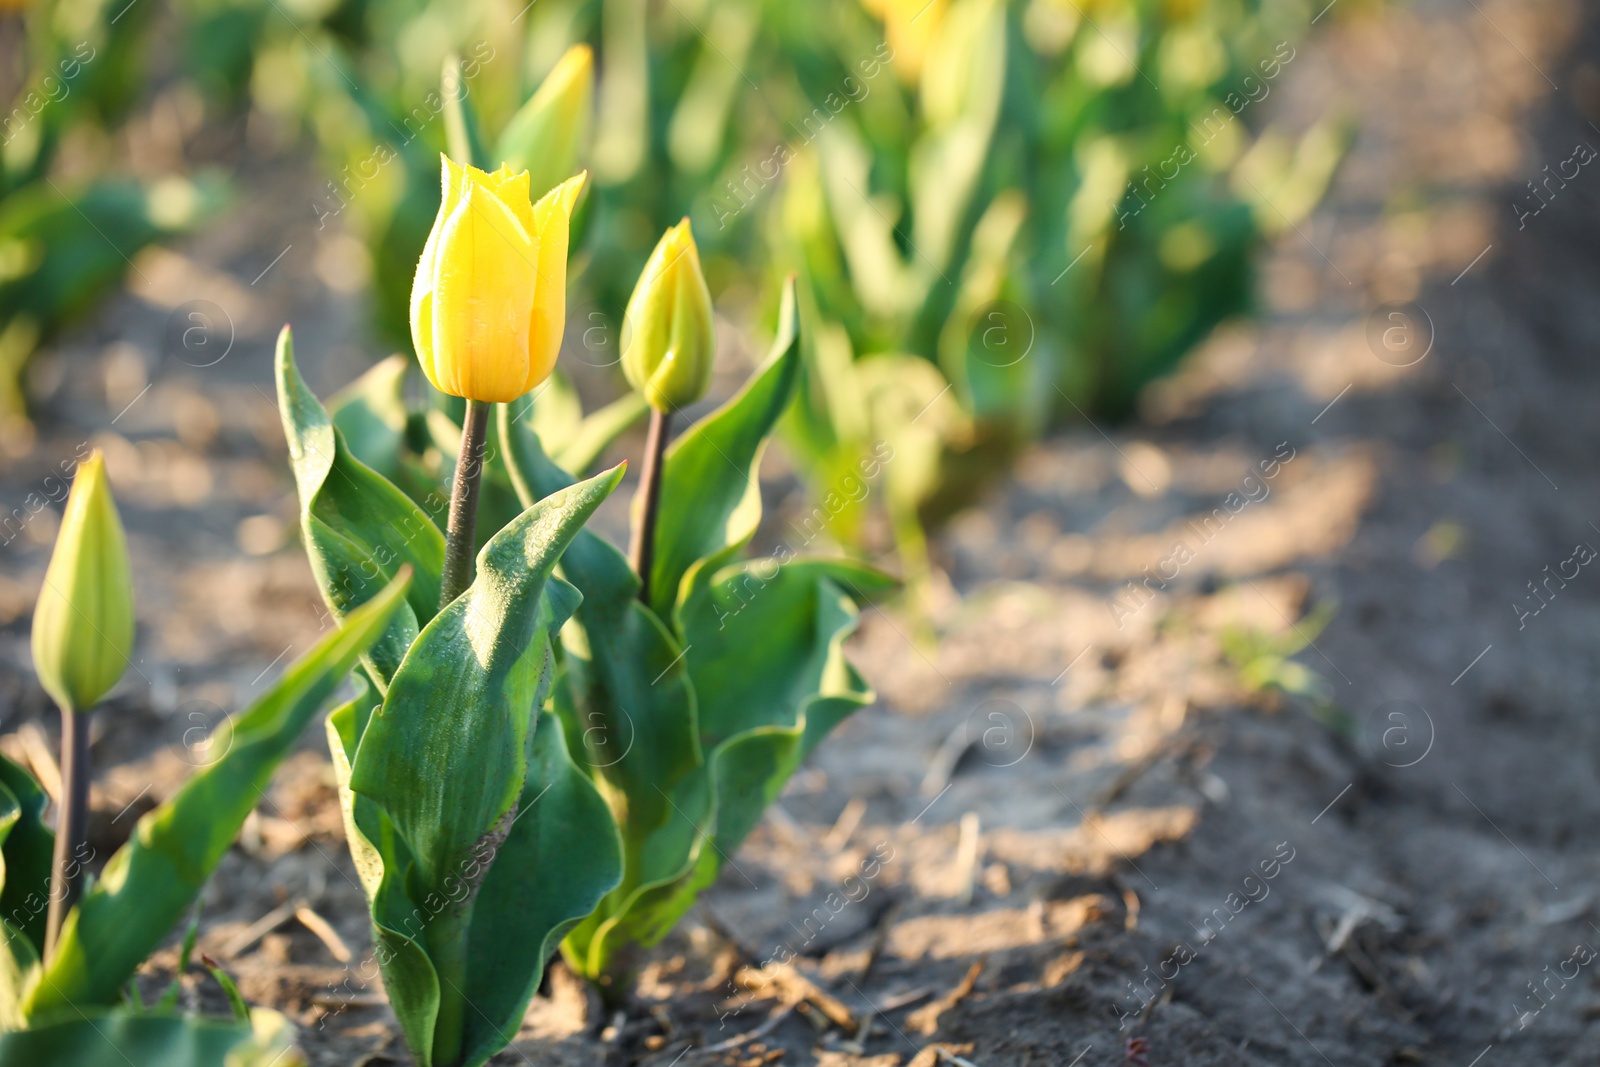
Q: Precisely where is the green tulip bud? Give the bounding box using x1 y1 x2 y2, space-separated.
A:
31 450 134 712
621 219 716 412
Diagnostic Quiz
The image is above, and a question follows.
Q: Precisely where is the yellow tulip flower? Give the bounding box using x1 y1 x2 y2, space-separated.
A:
621 220 716 413
31 450 134 713
410 156 587 403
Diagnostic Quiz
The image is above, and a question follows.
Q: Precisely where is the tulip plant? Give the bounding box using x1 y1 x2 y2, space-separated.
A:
9 449 412 1064
277 138 887 1064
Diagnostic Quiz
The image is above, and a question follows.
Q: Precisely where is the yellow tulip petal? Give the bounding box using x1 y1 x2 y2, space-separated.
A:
525 172 587 393
429 182 539 402
483 163 535 233
409 157 454 384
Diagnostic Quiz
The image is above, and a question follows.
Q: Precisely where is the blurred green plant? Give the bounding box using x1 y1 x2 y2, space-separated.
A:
1221 599 1352 735
767 0 1349 609
0 0 223 434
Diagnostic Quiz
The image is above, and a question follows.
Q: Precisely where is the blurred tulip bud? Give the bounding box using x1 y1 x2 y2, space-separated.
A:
621 220 716 412
497 44 594 201
411 156 586 403
31 450 134 712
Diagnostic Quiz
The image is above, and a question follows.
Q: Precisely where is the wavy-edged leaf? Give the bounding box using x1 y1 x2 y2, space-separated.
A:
277 326 445 686
0 1007 302 1067
24 576 410 1019
500 411 702 842
647 278 801 615
680 558 891 751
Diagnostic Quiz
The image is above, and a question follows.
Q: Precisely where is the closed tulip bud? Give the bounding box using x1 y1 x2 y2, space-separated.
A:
497 44 594 202
410 156 586 404
621 220 716 412
31 450 134 712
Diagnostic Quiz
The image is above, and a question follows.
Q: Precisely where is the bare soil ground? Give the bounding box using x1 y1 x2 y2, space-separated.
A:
4 0 1600 1063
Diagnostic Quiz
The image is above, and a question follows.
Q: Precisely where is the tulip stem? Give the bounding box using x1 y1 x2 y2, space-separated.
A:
629 408 672 606
440 399 490 609
45 706 91 961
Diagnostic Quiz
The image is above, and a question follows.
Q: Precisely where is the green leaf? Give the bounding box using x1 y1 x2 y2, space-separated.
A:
678 556 887 866
349 466 620 893
344 466 623 1066
441 54 491 170
555 391 649 476
0 755 52 1026
500 410 702 834
647 278 801 615
573 558 887 967
498 413 704 980
326 685 437 1064
0 754 54 959
277 327 446 686
457 714 620 1067
24 575 410 1020
680 558 890 753
0 1007 302 1067
327 354 411 487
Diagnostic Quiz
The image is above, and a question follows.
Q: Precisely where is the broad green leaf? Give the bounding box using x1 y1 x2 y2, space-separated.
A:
0 918 35 1032
24 576 410 1019
349 466 620 893
0 1007 302 1067
277 328 445 686
0 759 47 1029
564 763 715 977
345 466 622 1065
0 755 53 959
647 277 801 615
457 714 621 1067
